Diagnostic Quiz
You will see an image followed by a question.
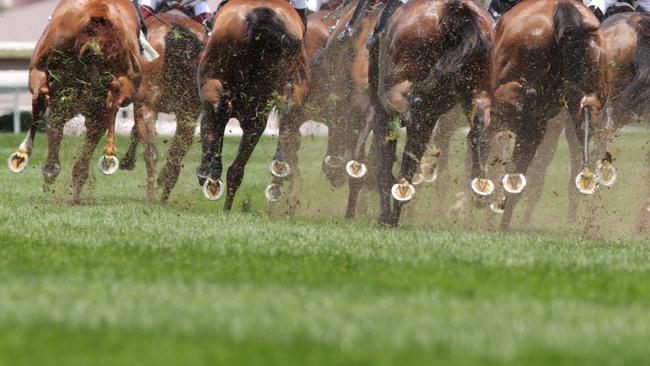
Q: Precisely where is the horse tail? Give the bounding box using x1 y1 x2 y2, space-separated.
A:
618 15 650 116
552 1 598 89
432 0 490 85
245 7 302 57
163 25 203 100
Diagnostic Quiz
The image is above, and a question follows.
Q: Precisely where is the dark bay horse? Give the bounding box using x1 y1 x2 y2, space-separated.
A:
119 13 207 203
369 0 494 226
492 0 607 231
196 0 309 210
7 0 142 202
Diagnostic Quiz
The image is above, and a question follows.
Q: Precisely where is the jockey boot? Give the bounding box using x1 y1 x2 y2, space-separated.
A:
588 5 605 22
337 0 369 42
296 7 308 35
367 0 404 47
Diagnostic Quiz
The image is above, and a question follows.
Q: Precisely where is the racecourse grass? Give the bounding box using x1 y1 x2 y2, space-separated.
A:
0 130 649 365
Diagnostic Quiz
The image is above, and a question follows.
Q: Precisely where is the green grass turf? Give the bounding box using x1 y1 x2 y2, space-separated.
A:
0 130 649 365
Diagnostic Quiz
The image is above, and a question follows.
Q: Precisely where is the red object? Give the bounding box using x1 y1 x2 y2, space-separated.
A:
194 12 212 24
140 5 154 19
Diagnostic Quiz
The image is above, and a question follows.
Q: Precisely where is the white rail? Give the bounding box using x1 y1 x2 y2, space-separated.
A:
0 70 29 134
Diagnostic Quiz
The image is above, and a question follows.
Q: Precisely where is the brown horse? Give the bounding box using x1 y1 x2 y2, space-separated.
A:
119 13 207 203
301 0 384 218
7 0 142 202
262 7 345 204
196 0 309 210
491 0 607 231
501 12 650 229
598 13 650 229
369 0 494 226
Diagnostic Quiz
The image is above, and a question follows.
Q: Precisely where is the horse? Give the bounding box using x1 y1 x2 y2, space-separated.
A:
7 0 142 203
261 6 346 204
196 0 309 210
491 0 607 231
296 0 385 219
119 13 207 203
369 0 494 227
597 12 650 229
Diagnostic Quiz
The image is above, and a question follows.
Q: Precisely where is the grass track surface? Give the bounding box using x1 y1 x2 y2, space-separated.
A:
0 132 649 365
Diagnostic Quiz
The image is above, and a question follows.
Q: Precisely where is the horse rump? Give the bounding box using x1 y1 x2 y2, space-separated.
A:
552 1 598 89
245 7 302 57
618 14 650 117
163 25 203 93
74 15 128 67
430 0 490 87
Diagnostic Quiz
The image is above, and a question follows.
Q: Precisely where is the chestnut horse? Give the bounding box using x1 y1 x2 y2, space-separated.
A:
369 0 494 226
7 0 142 202
196 0 309 210
491 0 606 231
119 13 207 203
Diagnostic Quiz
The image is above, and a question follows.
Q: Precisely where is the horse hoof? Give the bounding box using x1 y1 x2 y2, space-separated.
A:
391 178 415 202
412 173 425 186
419 163 437 183
99 155 119 175
7 151 28 173
120 157 135 171
346 160 367 178
471 178 495 196
41 163 61 184
264 183 283 202
575 168 599 195
323 155 345 170
490 201 505 214
202 178 224 201
596 160 617 187
502 173 526 194
269 160 290 178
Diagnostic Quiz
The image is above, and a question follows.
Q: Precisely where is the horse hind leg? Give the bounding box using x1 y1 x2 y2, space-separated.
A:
120 118 141 171
392 107 437 225
635 144 650 233
133 104 158 203
71 117 106 203
158 110 197 202
42 109 70 186
500 120 546 232
224 127 263 211
522 116 563 225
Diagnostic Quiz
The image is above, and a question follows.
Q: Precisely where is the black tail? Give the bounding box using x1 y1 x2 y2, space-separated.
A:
552 1 598 91
163 25 203 101
429 0 490 87
619 15 650 117
246 7 302 57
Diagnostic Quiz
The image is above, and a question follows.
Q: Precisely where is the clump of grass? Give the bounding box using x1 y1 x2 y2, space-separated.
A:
88 41 102 56
387 116 402 142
